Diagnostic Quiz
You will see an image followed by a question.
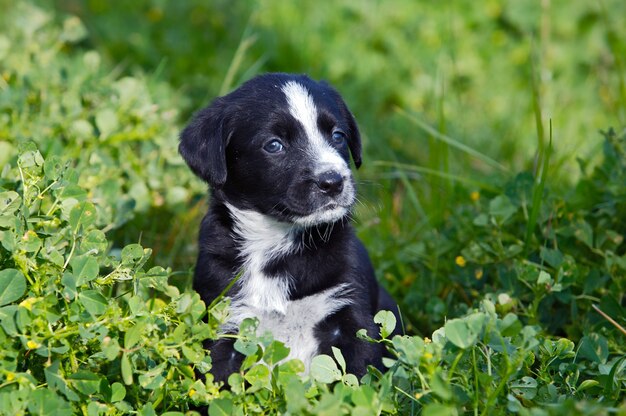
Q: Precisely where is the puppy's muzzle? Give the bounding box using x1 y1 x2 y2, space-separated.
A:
315 171 344 197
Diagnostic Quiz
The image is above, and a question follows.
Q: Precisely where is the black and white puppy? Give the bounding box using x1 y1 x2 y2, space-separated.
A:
179 73 399 383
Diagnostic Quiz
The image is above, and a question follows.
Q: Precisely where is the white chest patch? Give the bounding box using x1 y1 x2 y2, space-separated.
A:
223 203 353 371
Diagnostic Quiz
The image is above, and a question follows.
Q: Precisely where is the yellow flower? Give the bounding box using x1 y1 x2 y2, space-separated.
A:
423 352 433 360
423 337 432 344
455 256 467 267
26 340 40 349
19 297 36 311
6 372 15 382
475 268 483 280
470 191 480 202
188 388 196 397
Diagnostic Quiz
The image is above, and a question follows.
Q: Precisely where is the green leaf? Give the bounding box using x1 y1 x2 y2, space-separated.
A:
18 147 45 170
44 360 80 402
430 370 452 400
0 191 21 215
489 195 517 224
0 229 17 252
310 354 341 384
61 272 77 301
277 359 305 380
263 340 290 367
69 202 97 234
574 220 594 248
19 230 42 252
331 346 346 374
540 247 564 268
284 377 308 413
537 270 552 286
138 372 165 390
577 379 600 392
0 269 27 306
423 403 458 416
70 255 99 284
352 385 376 407
392 335 424 366
121 353 133 385
101 337 120 361
510 376 537 400
208 398 233 416
80 230 108 255
182 345 204 363
121 243 144 264
124 321 146 349
95 108 119 139
27 389 73 416
444 318 479 349
244 363 270 389
578 334 609 364
374 309 397 338
110 382 126 402
138 403 157 416
0 305 18 335
43 155 65 181
78 290 107 316
68 371 101 395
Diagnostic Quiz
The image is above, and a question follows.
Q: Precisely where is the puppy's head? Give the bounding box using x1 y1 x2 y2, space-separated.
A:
180 73 362 227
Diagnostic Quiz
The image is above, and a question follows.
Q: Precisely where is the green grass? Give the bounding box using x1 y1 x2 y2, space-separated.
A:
1 1 625 414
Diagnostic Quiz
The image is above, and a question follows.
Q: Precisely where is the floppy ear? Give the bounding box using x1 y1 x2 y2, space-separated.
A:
344 107 362 169
179 101 230 187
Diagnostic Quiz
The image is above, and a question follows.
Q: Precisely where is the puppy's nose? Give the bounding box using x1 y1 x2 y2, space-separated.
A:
316 171 344 196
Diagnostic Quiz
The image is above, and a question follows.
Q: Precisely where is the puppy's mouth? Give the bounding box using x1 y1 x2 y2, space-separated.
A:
290 202 352 227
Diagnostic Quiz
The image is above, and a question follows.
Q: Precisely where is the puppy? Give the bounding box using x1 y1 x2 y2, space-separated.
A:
179 73 399 383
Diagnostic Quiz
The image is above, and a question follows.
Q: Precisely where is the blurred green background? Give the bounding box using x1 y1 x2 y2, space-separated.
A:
3 0 625 335
55 0 625 165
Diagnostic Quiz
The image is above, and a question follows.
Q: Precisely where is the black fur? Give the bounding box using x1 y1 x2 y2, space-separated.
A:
180 73 399 384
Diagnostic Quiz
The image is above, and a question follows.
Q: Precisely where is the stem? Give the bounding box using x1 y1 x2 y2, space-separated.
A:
473 348 479 416
63 236 77 270
593 304 626 337
447 350 465 382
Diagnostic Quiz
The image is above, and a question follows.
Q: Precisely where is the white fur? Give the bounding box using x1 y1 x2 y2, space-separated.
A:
282 81 350 176
281 81 356 226
230 284 353 370
292 205 349 228
223 203 353 371
225 203 296 316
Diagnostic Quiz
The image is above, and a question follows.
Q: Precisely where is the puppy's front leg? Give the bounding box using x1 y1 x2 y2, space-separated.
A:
316 307 385 377
205 338 243 384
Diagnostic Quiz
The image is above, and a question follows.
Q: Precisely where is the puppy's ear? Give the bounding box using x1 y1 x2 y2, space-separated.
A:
344 108 362 169
179 101 230 187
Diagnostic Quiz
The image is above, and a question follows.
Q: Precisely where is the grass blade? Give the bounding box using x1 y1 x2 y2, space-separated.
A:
374 161 500 193
525 42 552 249
395 108 508 172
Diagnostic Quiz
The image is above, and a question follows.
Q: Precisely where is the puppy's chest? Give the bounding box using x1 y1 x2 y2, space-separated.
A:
223 204 352 368
229 280 351 370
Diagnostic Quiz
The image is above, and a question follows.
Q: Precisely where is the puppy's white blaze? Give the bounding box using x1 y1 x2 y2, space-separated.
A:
225 203 296 315
281 81 350 177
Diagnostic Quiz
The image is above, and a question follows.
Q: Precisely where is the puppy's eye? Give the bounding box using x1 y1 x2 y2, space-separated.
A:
331 130 347 144
263 139 285 154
